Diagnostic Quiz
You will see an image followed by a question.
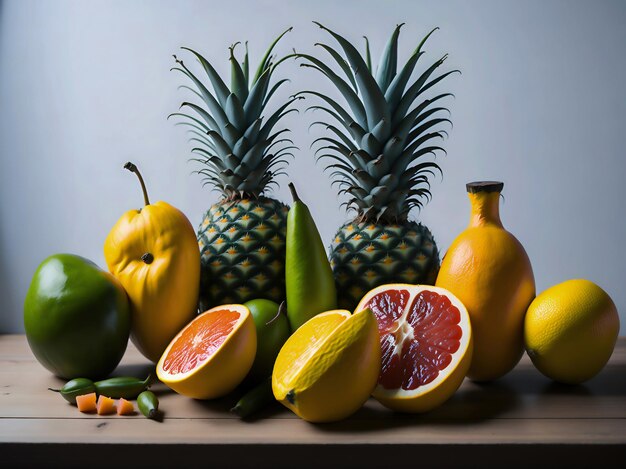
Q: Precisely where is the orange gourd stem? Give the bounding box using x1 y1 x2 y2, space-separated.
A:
124 162 150 206
468 192 503 228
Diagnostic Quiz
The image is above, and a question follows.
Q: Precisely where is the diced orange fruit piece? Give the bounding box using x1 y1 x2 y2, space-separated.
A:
96 395 115 415
116 398 135 415
76 392 97 413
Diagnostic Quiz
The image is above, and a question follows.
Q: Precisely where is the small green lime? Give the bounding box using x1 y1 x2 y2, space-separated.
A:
244 299 290 383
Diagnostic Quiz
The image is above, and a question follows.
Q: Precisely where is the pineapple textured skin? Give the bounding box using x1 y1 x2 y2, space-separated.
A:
198 198 288 310
330 221 440 310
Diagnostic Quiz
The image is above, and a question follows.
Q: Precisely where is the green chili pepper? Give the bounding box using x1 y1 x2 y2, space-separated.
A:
93 374 153 399
230 377 274 419
49 378 97 404
137 390 159 419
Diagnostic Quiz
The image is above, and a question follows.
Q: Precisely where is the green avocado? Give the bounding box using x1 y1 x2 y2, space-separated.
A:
24 254 131 380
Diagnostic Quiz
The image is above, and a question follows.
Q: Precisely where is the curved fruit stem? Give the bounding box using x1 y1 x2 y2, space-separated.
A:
266 301 287 326
288 182 300 203
124 162 150 206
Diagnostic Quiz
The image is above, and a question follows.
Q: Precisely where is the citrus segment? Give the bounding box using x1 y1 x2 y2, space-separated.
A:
157 304 256 399
357 284 472 413
162 309 240 375
272 309 381 422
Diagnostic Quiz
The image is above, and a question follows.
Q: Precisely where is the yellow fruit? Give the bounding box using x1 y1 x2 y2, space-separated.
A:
156 304 256 399
524 279 619 384
356 284 473 413
272 309 381 423
436 182 535 381
104 163 200 362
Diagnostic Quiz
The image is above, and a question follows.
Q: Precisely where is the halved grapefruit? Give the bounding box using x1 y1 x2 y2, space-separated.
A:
356 284 472 412
156 304 256 399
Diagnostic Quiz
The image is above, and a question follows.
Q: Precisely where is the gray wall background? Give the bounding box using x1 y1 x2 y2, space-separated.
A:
1 0 625 333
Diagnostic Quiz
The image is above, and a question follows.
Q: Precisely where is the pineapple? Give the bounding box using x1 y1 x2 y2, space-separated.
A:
298 23 458 309
171 29 298 310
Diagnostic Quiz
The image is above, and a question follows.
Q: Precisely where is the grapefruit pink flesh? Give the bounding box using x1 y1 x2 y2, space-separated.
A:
161 309 240 375
362 288 463 391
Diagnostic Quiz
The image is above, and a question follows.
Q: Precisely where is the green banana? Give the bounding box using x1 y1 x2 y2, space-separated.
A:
285 183 337 330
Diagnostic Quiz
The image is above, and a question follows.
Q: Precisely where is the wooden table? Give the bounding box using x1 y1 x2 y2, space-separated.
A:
1 335 624 468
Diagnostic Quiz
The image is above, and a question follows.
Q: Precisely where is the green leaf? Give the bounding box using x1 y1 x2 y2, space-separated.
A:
232 136 250 158
389 101 445 153
314 22 389 129
375 24 403 94
265 128 292 148
240 139 269 169
352 168 378 191
222 123 241 149
315 42 358 91
262 78 290 110
298 54 367 129
314 142 351 159
406 117 452 148
230 43 249 104
253 27 293 84
257 97 300 141
180 102 219 132
243 118 263 144
172 66 229 131
411 107 450 131
310 123 357 151
360 132 381 157
242 41 250 87
168 112 209 131
370 118 391 144
225 93 246 132
267 139 295 154
206 130 233 158
416 70 460 99
363 36 372 73
384 50 423 110
180 48 230 108
186 129 215 149
415 27 439 55
243 67 271 125
392 55 448 126
297 91 366 140
177 84 203 101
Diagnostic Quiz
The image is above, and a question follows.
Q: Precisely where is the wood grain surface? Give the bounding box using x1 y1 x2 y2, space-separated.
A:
1 335 625 468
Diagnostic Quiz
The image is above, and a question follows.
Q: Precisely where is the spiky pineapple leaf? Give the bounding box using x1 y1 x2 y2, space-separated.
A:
315 43 358 91
174 29 297 199
301 24 457 222
375 23 403 93
311 22 389 128
180 47 230 107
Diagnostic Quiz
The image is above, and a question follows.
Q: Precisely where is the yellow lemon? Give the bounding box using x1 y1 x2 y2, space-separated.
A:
272 308 381 423
524 279 620 384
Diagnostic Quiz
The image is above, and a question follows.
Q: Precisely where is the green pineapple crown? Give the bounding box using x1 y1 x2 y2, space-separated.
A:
298 23 459 223
170 28 300 201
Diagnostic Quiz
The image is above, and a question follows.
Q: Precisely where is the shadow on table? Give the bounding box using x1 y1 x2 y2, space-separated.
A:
314 380 521 434
516 363 626 396
112 362 155 380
